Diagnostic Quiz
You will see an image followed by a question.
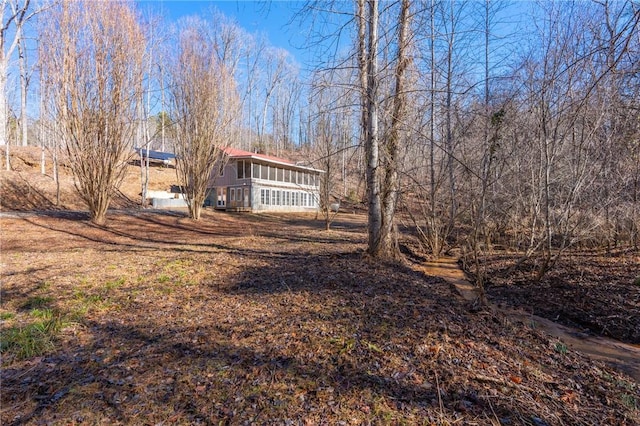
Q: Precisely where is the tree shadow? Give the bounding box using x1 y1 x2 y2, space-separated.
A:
0 267 52 306
16 214 244 256
10 211 366 259
4 213 633 424
0 249 554 424
0 174 60 211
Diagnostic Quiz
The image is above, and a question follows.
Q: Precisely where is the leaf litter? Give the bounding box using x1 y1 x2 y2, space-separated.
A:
1 211 639 425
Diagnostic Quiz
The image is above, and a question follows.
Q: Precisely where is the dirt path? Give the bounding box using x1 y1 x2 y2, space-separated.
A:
418 257 640 383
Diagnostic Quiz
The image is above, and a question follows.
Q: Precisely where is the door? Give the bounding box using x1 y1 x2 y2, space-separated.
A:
243 188 250 208
217 187 227 208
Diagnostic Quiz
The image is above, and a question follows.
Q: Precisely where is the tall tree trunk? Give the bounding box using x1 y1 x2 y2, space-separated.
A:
469 0 494 299
160 64 165 152
39 77 44 174
141 39 153 208
18 34 27 146
0 58 6 148
359 0 409 259
445 1 457 236
53 119 59 205
429 0 440 256
363 0 383 256
1 57 9 170
374 0 410 259
0 62 11 171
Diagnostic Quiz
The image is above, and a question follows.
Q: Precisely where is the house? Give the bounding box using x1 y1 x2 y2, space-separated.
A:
207 147 323 212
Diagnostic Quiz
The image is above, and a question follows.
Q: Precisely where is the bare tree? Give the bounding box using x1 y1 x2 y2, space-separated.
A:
1 0 28 147
314 111 340 230
1 0 32 171
239 34 265 152
137 11 167 208
406 0 450 259
301 0 639 266
17 22 26 147
357 0 411 259
308 68 356 230
36 11 61 204
461 0 513 298
169 17 240 220
402 0 463 260
258 47 287 153
478 1 640 279
358 0 382 256
41 0 145 224
274 77 302 152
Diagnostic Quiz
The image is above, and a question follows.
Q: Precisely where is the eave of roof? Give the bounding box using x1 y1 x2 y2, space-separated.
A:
223 147 324 173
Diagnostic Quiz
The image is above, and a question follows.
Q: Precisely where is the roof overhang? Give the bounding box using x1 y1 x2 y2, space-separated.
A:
223 147 324 173
230 154 324 173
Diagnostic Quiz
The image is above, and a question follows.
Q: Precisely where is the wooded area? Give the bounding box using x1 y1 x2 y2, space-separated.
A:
2 0 638 265
2 1 640 422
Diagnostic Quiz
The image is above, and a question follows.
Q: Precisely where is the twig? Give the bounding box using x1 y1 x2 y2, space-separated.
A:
487 397 501 426
435 370 445 420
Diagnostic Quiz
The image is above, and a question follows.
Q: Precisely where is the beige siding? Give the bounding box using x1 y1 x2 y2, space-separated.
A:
208 157 322 212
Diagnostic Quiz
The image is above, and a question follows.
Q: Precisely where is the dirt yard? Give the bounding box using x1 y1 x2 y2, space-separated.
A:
1 147 639 424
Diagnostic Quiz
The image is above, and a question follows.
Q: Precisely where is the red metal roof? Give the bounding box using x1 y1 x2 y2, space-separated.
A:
222 147 296 165
222 147 323 173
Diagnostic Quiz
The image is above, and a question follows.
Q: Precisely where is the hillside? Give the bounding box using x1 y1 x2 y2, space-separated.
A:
1 146 639 424
0 146 178 211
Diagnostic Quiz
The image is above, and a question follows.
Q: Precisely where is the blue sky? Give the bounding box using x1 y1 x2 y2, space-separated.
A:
138 1 310 63
137 0 532 73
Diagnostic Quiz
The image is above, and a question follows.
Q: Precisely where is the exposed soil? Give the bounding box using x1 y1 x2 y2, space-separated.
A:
1 147 639 424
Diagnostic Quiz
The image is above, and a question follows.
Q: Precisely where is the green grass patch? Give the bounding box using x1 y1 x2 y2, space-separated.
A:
72 289 114 313
0 314 67 360
0 312 15 321
615 378 637 393
74 291 104 304
20 296 53 310
158 258 199 286
364 340 383 354
166 258 193 268
554 341 568 355
30 308 54 320
105 277 126 290
622 393 638 410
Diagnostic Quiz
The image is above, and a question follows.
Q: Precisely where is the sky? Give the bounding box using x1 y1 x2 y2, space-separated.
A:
9 0 532 119
138 1 312 64
137 0 532 73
